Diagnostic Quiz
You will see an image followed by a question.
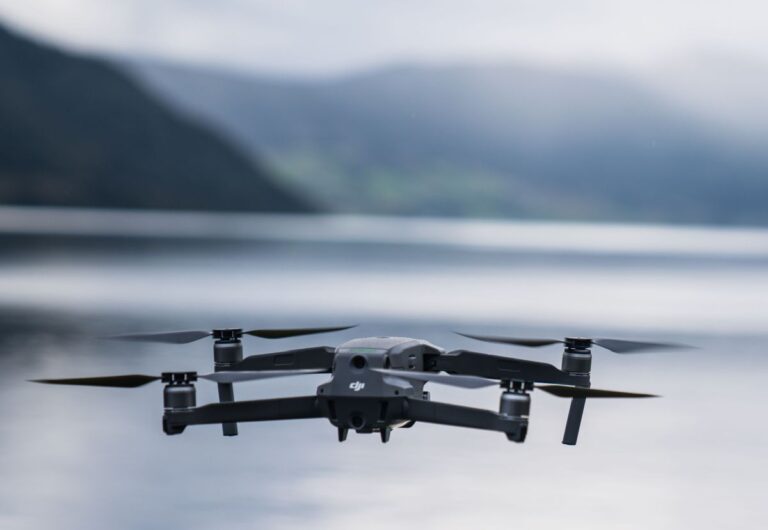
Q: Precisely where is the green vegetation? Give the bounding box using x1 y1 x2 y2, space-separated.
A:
130 61 768 225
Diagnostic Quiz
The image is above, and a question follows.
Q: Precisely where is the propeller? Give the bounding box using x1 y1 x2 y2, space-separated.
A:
536 385 658 398
373 369 657 397
30 369 327 388
455 332 691 353
106 325 356 344
374 368 497 389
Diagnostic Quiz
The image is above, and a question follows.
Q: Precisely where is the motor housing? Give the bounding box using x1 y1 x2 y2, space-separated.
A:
562 337 592 374
499 390 530 442
162 372 197 435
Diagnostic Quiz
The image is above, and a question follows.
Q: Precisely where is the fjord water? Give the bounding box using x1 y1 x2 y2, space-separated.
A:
1 210 767 530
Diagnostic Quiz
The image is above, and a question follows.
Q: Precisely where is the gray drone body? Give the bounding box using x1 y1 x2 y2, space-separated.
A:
33 327 680 445
315 337 519 443
318 337 436 436
159 335 531 443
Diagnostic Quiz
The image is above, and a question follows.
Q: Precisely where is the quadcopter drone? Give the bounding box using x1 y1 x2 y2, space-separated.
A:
32 326 687 445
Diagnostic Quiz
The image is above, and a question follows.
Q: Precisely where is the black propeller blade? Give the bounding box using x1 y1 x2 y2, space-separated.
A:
455 332 690 353
455 333 561 347
30 369 327 388
244 326 355 339
30 374 161 388
107 330 212 344
106 325 356 344
591 338 690 354
373 368 498 389
372 369 656 397
201 369 327 384
536 385 658 398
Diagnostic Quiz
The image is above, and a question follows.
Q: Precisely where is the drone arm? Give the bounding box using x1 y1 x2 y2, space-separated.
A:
229 346 335 372
163 395 321 434
428 349 589 386
405 399 527 441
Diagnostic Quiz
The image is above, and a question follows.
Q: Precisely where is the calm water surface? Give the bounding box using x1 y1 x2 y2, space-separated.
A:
0 214 766 529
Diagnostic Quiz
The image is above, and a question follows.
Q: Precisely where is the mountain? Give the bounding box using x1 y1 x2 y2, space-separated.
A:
0 23 311 212
649 52 768 142
127 59 768 225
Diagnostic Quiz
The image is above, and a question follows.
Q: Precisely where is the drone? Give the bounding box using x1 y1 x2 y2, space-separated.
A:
31 326 688 445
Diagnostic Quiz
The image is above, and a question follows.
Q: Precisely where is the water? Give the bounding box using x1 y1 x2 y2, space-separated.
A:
0 210 766 529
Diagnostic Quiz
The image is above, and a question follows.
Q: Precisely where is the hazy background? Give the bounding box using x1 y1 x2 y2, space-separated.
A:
0 2 767 529
3 0 768 222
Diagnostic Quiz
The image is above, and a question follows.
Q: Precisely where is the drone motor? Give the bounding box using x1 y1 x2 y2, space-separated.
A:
499 384 531 442
561 338 593 374
162 373 197 435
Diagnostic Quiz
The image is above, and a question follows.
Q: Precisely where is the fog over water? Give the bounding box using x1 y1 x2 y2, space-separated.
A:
0 211 766 529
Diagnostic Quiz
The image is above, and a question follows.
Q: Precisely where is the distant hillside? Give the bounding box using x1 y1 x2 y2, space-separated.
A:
128 60 768 225
0 24 311 212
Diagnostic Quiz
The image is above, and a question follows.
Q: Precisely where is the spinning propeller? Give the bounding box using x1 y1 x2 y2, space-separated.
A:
106 325 356 344
373 368 656 397
33 367 655 399
30 369 327 388
103 325 353 437
455 332 691 353
452 331 680 444
29 328 671 446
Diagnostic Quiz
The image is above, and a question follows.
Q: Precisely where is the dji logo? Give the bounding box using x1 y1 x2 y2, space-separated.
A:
349 381 366 392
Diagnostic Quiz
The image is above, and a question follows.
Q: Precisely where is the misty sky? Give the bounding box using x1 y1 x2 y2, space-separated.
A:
0 0 766 76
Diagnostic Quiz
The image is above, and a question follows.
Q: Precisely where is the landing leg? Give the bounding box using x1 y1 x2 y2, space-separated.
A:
338 427 348 442
217 382 238 436
380 427 391 443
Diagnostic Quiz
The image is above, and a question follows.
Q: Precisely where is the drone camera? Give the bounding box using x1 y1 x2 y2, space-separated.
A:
349 414 366 430
350 355 367 369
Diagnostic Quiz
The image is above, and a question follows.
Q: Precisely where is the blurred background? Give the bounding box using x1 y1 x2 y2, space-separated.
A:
0 2 767 529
